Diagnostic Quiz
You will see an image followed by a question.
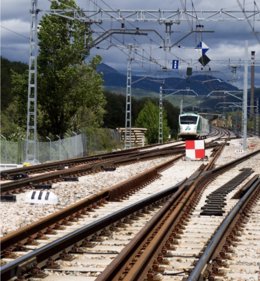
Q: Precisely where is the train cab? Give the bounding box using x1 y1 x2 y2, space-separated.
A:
178 113 199 139
178 113 209 140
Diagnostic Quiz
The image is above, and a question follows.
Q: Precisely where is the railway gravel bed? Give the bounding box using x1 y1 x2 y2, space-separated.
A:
33 142 260 280
0 152 206 279
222 196 260 281
0 156 178 237
160 166 259 281
1 137 225 237
31 203 164 280
0 136 259 281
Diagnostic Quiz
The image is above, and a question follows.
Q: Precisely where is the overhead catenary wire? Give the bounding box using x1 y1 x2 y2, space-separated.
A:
0 25 30 40
46 0 144 67
237 0 260 43
88 0 168 65
88 0 190 69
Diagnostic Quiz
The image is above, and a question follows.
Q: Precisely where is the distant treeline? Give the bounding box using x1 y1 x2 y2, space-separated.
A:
1 57 180 139
1 57 27 111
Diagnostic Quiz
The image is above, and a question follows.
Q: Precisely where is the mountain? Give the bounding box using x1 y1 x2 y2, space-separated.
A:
97 63 239 96
97 63 126 88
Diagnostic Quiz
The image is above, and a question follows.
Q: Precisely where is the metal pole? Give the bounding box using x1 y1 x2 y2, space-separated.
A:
25 0 38 164
180 98 183 114
250 51 255 116
72 131 77 157
46 137 51 161
158 85 163 144
256 98 259 137
242 40 248 151
124 45 133 149
56 135 61 161
235 108 239 136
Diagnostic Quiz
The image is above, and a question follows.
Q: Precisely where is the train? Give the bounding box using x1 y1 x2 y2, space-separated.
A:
178 112 210 140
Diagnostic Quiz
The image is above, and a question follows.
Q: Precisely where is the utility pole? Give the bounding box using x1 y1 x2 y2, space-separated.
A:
124 45 133 149
158 85 163 144
250 51 255 116
25 0 39 164
242 41 248 151
256 98 259 137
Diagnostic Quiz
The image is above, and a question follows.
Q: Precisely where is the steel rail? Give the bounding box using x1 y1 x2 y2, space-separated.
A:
205 181 260 279
94 144 223 280
0 140 219 195
96 148 259 280
187 177 260 281
0 148 136 178
0 148 185 194
96 169 205 281
209 149 260 177
0 155 182 256
0 142 185 179
0 177 187 280
232 174 259 199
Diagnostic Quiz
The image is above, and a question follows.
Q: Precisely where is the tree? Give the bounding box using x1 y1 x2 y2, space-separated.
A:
135 100 170 144
36 0 105 138
8 0 106 140
163 100 180 138
103 91 126 128
0 69 29 139
1 57 28 138
1 57 27 111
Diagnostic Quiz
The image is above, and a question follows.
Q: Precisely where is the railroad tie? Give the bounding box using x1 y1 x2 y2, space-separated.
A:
200 168 253 216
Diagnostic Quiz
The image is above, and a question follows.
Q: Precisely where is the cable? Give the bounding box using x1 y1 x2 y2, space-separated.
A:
45 1 205 72
0 25 29 40
88 0 162 57
88 0 187 69
237 0 260 43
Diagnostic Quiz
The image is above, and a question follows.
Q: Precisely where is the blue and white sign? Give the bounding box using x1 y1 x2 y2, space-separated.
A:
195 41 209 55
172 60 179 69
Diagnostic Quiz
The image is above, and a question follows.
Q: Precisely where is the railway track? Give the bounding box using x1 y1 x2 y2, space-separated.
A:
189 175 260 281
217 189 260 281
0 142 185 180
0 144 188 195
0 155 182 257
95 149 259 281
209 127 234 140
0 141 221 196
1 140 258 280
1 139 220 280
0 127 229 184
1 154 196 280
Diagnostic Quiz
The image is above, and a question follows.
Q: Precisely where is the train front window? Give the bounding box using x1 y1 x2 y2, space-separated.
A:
180 116 198 124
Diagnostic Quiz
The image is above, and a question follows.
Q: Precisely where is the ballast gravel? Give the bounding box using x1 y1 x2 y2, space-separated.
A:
0 137 259 237
0 156 174 236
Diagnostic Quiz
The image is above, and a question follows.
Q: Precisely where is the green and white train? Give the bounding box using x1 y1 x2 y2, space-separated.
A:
178 113 210 139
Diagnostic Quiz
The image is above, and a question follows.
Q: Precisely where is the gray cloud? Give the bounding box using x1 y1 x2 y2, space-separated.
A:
1 1 29 21
1 0 260 86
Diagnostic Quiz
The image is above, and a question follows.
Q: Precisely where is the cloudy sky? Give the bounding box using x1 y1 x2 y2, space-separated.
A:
1 0 260 87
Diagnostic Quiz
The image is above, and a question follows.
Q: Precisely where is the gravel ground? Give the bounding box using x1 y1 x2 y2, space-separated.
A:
0 156 175 237
215 137 260 168
1 137 259 237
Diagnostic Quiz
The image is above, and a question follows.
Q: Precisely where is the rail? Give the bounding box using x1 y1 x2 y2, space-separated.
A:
1 156 182 257
188 177 260 281
95 149 259 280
0 176 187 280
